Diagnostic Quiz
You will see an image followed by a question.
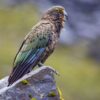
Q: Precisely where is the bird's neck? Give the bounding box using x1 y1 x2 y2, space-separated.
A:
41 16 63 35
54 20 63 33
41 18 63 37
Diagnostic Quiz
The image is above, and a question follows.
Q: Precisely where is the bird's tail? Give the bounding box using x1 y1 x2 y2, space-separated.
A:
8 48 46 86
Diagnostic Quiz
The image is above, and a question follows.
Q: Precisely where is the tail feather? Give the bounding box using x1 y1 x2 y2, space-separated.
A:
8 48 45 86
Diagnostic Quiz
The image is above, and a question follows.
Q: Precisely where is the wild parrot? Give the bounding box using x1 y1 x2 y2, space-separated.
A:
8 6 68 86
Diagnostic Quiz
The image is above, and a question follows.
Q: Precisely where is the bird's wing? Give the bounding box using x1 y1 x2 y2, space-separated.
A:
8 23 52 85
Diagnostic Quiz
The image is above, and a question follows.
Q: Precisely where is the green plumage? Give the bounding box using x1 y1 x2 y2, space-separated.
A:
8 6 68 86
14 22 51 66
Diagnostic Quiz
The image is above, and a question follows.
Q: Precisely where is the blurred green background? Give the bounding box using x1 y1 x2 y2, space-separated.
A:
0 3 100 100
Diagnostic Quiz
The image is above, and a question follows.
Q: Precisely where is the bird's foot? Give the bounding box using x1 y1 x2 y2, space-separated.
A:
47 66 60 76
38 62 44 67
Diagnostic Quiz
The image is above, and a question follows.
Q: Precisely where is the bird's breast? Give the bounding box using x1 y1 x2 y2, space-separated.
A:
48 33 58 51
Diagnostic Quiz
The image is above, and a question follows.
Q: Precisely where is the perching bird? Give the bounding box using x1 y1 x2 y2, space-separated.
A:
8 6 68 86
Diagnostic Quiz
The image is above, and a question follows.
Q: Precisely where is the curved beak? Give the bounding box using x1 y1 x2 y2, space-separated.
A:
64 10 68 20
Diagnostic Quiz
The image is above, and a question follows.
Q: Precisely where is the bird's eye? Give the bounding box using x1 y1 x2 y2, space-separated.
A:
51 12 59 18
59 13 63 16
52 11 58 16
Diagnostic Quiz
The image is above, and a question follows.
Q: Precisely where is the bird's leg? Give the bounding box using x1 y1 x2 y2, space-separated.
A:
38 62 44 67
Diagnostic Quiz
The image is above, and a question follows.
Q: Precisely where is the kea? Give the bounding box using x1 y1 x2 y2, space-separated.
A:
8 6 68 86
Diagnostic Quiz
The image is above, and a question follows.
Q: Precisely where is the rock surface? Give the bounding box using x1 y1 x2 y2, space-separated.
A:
0 66 60 100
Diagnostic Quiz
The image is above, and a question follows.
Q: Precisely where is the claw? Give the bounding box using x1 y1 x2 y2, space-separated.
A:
47 66 60 76
38 62 44 67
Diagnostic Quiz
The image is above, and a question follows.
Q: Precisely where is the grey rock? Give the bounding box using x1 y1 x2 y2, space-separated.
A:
0 66 60 100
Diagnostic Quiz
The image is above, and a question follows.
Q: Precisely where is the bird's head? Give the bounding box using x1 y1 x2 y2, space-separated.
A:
42 6 68 26
42 6 68 33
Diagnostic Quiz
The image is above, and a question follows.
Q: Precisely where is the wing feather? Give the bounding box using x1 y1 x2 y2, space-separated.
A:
8 22 52 85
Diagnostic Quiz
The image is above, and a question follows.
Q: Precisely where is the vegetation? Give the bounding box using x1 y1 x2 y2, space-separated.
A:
0 4 100 100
